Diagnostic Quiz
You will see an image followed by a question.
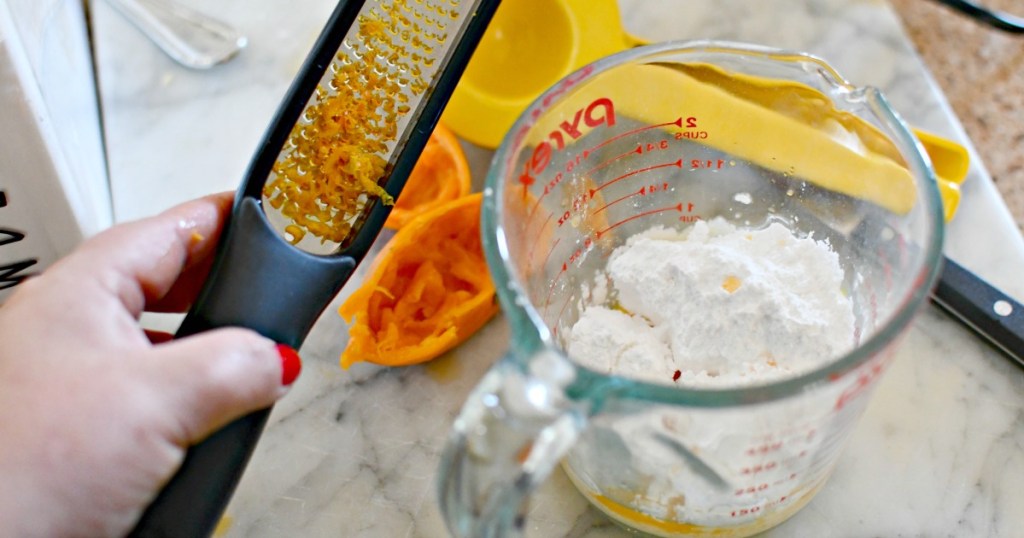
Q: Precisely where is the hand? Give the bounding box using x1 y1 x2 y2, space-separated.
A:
0 193 301 537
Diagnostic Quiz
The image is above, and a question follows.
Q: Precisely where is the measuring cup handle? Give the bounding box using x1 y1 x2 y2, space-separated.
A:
438 350 591 538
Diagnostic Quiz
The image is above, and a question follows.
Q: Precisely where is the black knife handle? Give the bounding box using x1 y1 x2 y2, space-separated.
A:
929 0 1024 34
931 256 1024 368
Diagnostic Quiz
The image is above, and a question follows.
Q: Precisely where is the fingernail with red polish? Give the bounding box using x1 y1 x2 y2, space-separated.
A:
277 344 302 386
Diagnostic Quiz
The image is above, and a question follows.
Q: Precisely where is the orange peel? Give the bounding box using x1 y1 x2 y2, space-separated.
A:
384 122 471 229
339 193 498 368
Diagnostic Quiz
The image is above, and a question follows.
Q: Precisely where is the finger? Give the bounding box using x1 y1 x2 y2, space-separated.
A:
144 328 300 445
144 244 218 313
144 330 175 344
52 192 234 317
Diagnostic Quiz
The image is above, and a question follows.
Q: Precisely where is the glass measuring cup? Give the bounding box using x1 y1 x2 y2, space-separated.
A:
437 41 944 537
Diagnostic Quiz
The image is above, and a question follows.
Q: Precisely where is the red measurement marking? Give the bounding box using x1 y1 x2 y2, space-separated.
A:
745 441 784 457
518 169 535 188
538 236 561 272
834 359 886 411
527 195 548 223
527 173 564 222
770 451 808 469
593 188 642 215
740 461 778 476
527 170 571 223
593 182 672 215
689 158 726 170
552 294 574 336
734 495 790 518
882 250 894 294
527 215 555 266
585 117 683 155
733 483 771 497
582 145 641 176
590 159 682 196
543 263 567 316
557 209 572 227
771 473 798 487
730 506 762 518
595 203 684 238
896 233 908 292
729 506 761 518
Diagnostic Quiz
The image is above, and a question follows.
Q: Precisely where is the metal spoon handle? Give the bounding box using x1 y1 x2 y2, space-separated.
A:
103 0 247 69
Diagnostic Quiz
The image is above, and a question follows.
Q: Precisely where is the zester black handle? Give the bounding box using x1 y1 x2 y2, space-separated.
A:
127 0 502 532
931 256 1024 368
128 198 357 537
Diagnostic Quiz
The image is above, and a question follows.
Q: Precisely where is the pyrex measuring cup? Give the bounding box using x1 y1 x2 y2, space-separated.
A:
438 41 944 537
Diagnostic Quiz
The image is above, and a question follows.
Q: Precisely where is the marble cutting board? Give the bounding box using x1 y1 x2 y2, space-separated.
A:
90 0 1024 536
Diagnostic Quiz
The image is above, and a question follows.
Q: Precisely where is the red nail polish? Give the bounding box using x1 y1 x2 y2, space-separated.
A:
277 344 302 385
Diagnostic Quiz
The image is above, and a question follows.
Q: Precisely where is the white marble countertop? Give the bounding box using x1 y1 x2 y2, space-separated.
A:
91 0 1024 536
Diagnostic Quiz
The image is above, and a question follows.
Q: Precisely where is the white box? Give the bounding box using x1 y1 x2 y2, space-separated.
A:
0 0 111 303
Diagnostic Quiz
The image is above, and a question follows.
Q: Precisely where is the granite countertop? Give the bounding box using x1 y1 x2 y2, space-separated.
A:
891 0 1024 233
89 0 1024 536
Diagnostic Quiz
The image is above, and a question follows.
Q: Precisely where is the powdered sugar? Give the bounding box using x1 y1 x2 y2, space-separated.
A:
567 219 854 387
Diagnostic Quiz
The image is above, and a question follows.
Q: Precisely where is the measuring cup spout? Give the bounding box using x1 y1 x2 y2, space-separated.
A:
438 350 592 537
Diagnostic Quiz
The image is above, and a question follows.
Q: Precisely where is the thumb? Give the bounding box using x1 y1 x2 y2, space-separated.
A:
144 328 302 445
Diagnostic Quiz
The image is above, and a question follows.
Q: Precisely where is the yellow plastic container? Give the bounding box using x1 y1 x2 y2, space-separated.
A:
442 0 641 149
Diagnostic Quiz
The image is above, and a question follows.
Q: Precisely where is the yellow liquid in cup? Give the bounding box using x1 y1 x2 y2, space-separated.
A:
563 463 828 538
